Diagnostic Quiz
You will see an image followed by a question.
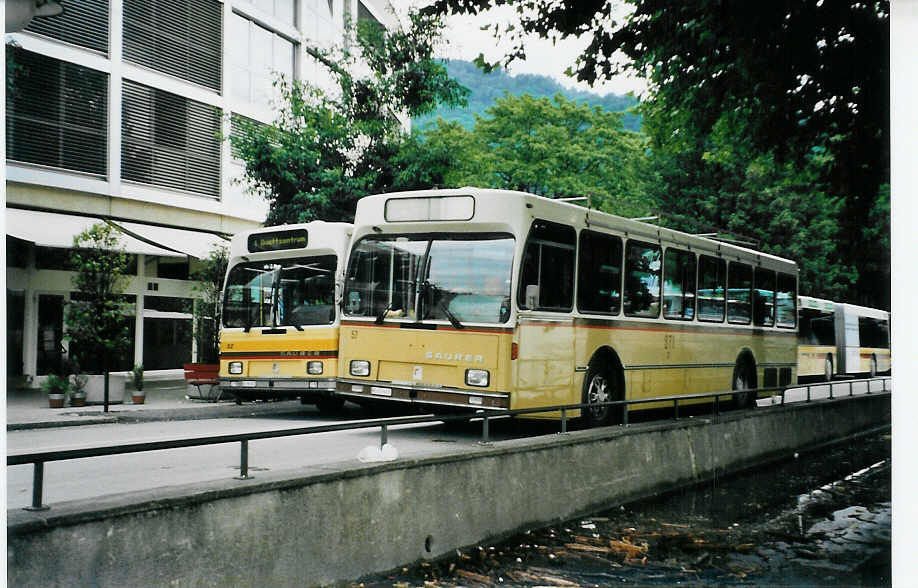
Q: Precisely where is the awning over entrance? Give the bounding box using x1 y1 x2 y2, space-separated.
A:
111 221 228 259
5 209 184 257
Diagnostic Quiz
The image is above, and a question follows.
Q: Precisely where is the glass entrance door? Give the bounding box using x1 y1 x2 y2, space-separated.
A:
37 294 65 375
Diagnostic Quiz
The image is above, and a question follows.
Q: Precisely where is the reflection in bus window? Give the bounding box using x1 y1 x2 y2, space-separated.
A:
345 235 514 324
753 267 775 327
727 262 752 324
799 308 835 345
858 316 890 348
223 255 336 328
519 220 576 311
577 230 622 315
775 273 797 327
624 241 662 318
697 255 726 322
663 248 696 320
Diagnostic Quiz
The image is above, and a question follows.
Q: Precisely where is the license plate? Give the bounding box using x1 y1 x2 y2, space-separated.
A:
241 380 257 388
371 386 392 397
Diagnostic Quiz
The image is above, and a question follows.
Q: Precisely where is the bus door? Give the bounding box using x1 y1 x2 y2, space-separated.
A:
514 220 577 411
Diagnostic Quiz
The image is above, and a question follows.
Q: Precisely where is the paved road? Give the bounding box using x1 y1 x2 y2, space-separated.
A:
7 377 889 510
6 409 530 509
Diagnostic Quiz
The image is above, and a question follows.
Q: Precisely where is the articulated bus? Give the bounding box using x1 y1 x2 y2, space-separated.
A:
335 188 798 425
797 296 891 381
219 222 352 411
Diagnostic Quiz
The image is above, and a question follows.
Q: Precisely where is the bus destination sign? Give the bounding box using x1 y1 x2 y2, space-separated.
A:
247 229 308 253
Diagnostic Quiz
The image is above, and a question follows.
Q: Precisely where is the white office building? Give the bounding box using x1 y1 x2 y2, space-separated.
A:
5 0 397 385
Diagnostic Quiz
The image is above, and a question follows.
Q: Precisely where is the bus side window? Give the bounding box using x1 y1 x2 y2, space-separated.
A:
775 273 796 327
577 230 622 315
858 316 890 349
697 255 725 322
518 220 576 311
727 262 752 324
624 240 662 318
663 248 696 320
753 267 776 327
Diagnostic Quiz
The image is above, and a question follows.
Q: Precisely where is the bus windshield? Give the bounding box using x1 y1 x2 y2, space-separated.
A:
223 255 337 328
344 234 514 325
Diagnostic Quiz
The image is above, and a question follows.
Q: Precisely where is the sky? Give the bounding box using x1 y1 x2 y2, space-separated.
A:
389 2 648 97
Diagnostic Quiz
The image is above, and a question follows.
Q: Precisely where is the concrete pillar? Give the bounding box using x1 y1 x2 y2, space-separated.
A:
21 247 38 382
108 0 123 190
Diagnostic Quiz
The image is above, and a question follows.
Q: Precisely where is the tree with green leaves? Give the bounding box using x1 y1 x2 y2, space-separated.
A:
421 92 652 217
66 222 132 412
424 1 890 307
190 244 229 365
230 10 469 225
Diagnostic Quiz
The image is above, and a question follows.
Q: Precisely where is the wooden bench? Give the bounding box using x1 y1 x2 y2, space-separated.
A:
183 363 222 402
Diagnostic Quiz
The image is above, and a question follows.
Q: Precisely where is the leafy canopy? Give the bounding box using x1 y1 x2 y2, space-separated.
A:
421 93 651 217
230 11 469 225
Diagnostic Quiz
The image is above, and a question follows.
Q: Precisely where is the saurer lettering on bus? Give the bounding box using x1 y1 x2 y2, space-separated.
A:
425 351 485 363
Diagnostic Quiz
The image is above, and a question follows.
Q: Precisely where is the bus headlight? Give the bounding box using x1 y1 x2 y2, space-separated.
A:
350 360 371 377
307 361 324 375
465 369 490 387
228 361 243 375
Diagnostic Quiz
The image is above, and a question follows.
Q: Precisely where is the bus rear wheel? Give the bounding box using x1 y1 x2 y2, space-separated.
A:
582 363 621 427
732 362 756 410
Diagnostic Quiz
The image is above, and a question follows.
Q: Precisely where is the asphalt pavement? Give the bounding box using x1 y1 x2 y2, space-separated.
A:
5 381 311 431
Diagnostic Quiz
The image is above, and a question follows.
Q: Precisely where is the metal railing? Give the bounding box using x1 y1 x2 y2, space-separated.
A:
8 376 890 511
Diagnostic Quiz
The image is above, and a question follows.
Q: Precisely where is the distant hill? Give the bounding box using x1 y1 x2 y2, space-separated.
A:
414 60 642 133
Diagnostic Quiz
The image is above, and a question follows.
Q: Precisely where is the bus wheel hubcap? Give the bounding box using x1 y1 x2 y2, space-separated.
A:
588 374 609 417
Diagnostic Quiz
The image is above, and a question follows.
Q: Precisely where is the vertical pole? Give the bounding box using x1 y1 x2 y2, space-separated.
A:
806 385 811 402
481 416 490 443
674 399 679 420
829 382 834 400
235 440 251 480
380 424 388 448
25 462 49 511
561 408 567 434
622 401 628 426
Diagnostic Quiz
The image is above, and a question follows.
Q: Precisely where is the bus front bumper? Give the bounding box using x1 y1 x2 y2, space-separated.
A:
221 377 336 399
335 379 510 410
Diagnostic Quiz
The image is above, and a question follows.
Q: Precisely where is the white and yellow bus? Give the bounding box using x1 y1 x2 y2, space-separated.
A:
798 296 890 380
335 188 798 425
219 222 352 411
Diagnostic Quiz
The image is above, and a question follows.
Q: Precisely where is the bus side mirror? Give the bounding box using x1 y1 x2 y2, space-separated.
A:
525 284 539 309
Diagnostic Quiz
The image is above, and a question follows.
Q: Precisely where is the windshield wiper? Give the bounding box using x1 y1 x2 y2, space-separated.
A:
443 306 464 330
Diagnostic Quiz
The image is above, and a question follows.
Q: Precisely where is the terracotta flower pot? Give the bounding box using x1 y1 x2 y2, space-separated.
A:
48 393 65 408
70 392 86 407
132 389 146 404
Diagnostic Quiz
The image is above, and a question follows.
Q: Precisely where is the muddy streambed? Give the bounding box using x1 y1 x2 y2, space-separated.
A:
355 430 891 587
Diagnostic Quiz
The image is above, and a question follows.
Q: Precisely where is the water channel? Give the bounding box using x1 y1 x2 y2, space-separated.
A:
355 429 891 587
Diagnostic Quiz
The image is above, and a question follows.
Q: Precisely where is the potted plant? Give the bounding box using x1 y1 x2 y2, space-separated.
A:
41 374 69 408
69 372 88 407
65 222 133 413
131 364 145 404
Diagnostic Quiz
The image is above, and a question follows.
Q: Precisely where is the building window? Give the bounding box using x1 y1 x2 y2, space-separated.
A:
24 0 110 54
121 79 222 198
123 0 222 92
228 12 295 109
253 0 297 26
5 48 108 176
303 0 336 47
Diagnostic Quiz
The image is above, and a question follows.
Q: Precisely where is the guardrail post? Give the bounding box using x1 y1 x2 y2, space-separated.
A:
560 408 567 434
714 396 720 418
235 440 252 480
673 398 679 420
380 424 389 448
622 402 628 426
866 380 871 395
480 416 490 444
24 462 49 511
829 383 834 400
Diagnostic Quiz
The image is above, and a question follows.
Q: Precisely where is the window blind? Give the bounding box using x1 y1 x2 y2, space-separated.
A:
24 0 109 54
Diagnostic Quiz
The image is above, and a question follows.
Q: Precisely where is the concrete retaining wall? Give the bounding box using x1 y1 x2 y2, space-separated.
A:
8 394 890 586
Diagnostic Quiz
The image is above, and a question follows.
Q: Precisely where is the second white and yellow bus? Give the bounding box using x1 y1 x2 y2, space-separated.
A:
219 221 352 411
797 296 891 381
335 188 798 425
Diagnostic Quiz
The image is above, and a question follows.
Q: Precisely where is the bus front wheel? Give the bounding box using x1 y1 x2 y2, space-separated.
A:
582 363 621 427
